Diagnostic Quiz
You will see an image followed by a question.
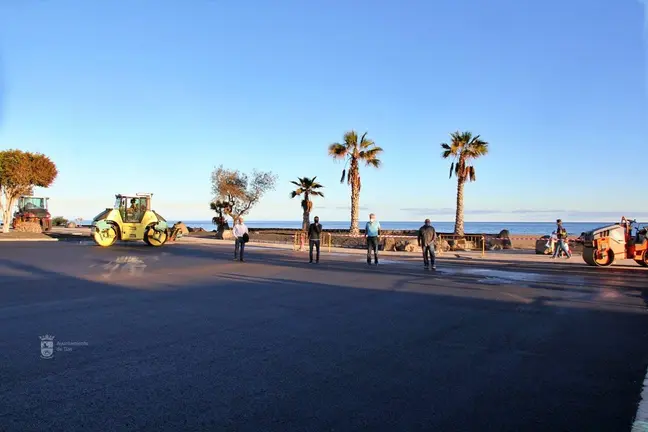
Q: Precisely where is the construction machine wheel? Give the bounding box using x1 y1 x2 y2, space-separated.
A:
583 247 614 267
635 250 648 267
144 226 168 247
93 225 118 247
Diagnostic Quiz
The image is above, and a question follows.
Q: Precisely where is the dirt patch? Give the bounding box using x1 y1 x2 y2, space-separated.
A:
0 231 53 240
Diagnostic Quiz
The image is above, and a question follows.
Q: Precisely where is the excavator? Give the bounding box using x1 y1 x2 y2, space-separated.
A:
582 216 648 267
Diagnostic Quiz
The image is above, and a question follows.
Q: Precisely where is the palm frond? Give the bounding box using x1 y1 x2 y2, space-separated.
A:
310 182 324 189
290 180 302 187
310 191 324 197
441 131 489 182
343 130 359 148
340 169 346 184
469 166 476 182
449 162 454 178
291 188 303 197
464 138 489 158
359 147 383 160
359 132 375 149
328 143 347 158
365 158 381 168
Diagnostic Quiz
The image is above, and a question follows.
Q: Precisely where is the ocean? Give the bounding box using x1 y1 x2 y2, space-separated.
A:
152 220 640 235
2 217 639 235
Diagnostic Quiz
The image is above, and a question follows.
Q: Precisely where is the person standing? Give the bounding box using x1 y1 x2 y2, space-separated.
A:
364 213 381 265
232 217 249 262
551 218 571 259
308 216 323 263
418 218 437 270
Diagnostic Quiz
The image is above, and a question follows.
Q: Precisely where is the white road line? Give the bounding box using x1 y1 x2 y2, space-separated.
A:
632 366 648 431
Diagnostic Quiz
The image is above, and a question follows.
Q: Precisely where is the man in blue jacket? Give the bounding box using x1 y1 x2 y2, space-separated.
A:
365 213 381 265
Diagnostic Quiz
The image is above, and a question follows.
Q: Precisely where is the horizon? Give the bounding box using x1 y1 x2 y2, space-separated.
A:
1 1 647 222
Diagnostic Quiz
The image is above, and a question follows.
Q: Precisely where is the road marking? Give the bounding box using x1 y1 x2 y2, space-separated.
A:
101 256 147 279
632 366 648 431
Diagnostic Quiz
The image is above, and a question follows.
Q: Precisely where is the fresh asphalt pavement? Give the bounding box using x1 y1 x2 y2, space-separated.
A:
1 240 648 431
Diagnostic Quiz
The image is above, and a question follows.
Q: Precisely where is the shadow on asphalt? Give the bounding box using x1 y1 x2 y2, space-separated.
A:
147 243 648 303
1 251 648 431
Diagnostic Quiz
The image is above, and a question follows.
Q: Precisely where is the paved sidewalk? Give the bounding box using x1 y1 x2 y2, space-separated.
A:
177 236 646 270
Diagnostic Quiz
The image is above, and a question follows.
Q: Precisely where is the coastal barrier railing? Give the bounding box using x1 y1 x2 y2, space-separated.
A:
293 232 332 253
437 234 485 258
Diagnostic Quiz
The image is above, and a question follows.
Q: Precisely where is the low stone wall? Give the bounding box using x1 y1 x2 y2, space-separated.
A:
186 228 576 253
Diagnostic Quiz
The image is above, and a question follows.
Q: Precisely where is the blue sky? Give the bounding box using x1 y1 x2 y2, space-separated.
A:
0 0 646 222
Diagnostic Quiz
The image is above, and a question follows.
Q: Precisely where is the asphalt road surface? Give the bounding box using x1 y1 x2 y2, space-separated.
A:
1 240 648 431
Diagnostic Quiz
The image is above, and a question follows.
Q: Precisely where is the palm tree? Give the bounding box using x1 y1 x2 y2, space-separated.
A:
328 131 383 235
290 176 324 231
441 131 489 236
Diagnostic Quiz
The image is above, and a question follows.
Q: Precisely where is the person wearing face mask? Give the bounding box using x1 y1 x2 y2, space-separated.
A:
364 213 381 265
308 216 323 263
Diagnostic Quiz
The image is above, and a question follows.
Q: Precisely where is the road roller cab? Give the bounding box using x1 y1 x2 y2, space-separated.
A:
582 217 648 267
91 193 170 247
12 196 52 231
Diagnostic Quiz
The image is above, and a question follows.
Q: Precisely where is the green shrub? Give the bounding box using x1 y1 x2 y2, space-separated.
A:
52 216 68 226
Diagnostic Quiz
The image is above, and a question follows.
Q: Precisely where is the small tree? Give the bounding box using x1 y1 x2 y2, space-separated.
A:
210 165 277 228
440 131 489 236
329 131 383 235
290 176 324 231
0 149 58 233
52 216 69 227
210 200 233 232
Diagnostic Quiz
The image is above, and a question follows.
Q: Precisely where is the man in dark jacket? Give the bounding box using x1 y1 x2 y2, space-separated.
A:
308 216 323 263
552 218 571 259
418 218 437 270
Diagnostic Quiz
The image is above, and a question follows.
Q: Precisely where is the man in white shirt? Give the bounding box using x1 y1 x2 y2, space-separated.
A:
232 217 249 262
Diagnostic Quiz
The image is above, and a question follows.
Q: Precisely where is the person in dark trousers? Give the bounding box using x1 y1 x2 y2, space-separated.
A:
308 216 322 263
232 217 249 262
551 218 571 259
418 218 437 270
364 213 381 265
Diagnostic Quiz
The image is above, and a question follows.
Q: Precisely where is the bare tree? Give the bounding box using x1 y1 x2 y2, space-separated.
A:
210 165 277 230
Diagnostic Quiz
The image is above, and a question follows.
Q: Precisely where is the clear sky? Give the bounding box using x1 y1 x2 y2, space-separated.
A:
0 0 646 223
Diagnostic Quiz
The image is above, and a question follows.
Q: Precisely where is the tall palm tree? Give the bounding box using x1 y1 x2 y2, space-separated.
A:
441 131 489 236
290 176 324 231
328 131 383 235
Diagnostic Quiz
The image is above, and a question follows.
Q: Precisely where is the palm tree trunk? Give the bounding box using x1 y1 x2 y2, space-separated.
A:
350 182 360 236
302 210 310 231
302 192 310 231
454 178 465 236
